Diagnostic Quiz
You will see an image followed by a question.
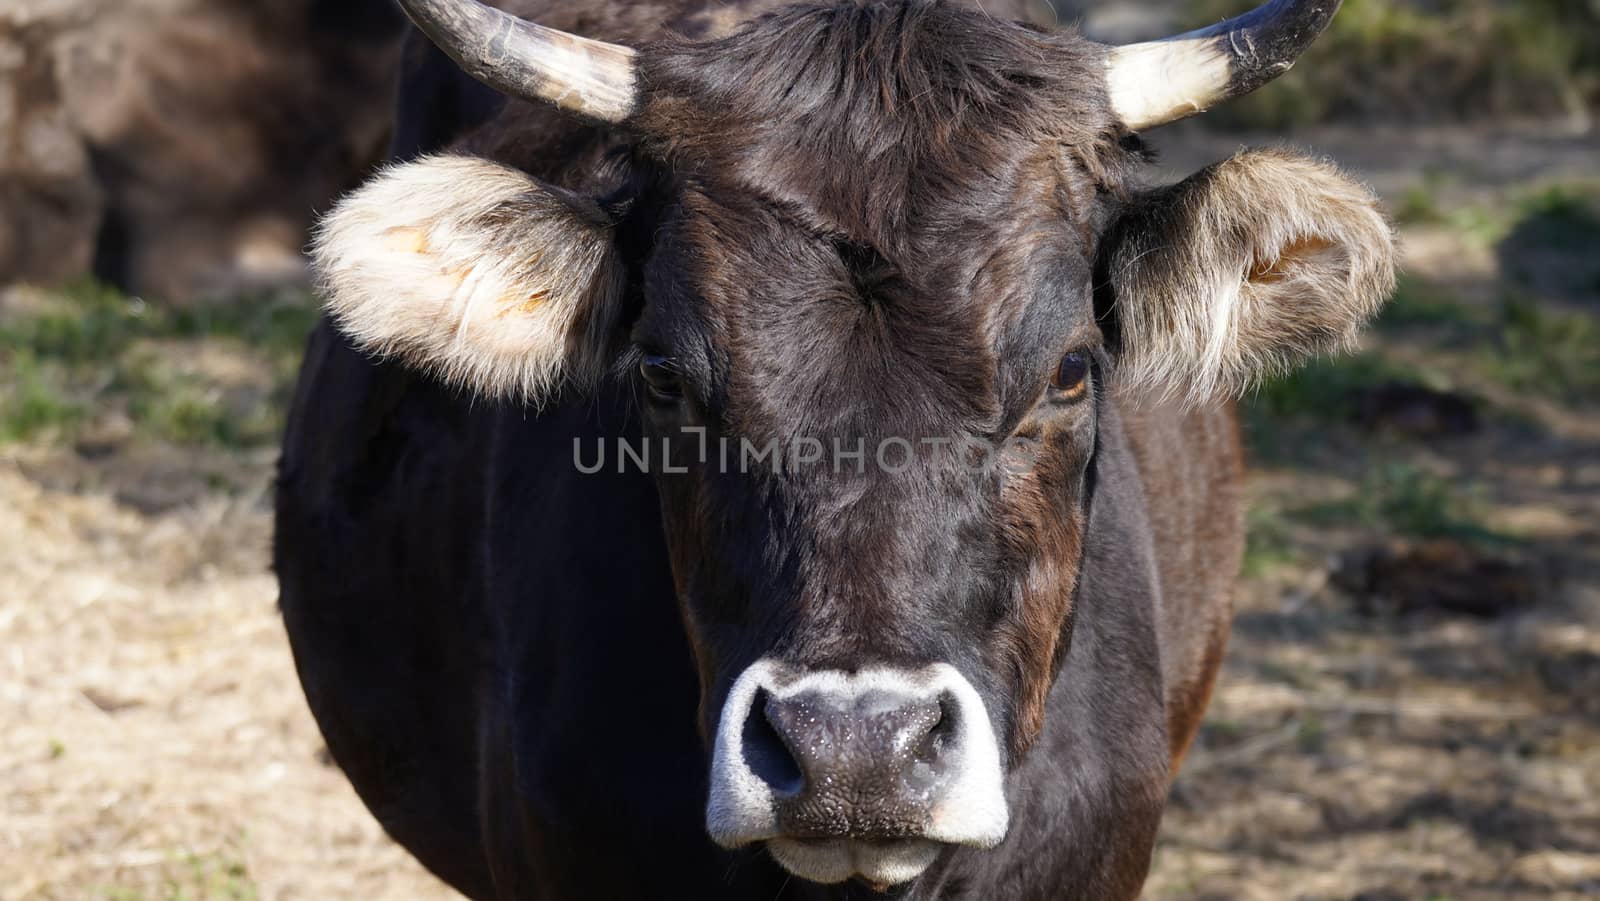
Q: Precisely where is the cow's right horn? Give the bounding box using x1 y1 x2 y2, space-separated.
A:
396 0 638 123
1104 0 1342 132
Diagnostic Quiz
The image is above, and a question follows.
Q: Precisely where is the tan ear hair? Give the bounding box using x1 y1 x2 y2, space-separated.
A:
1102 149 1397 405
311 155 621 402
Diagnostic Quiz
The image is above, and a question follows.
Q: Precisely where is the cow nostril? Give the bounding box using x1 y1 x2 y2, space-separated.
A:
913 697 950 762
895 695 951 793
930 691 958 754
742 688 804 796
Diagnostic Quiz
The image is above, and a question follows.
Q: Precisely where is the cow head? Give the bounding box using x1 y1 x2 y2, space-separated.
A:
312 0 1394 887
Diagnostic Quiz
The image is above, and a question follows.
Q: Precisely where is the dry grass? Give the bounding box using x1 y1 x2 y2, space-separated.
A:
0 444 455 900
1142 122 1600 901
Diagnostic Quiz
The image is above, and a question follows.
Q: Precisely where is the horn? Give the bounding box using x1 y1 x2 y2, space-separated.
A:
1105 0 1343 131
396 0 638 123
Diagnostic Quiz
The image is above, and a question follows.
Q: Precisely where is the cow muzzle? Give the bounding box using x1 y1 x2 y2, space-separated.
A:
706 661 1008 886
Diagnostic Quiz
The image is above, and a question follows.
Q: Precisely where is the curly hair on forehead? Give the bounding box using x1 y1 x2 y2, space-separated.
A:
633 0 1139 255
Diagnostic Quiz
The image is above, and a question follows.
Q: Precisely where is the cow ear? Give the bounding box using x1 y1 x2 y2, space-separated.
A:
1098 150 1396 405
311 155 625 403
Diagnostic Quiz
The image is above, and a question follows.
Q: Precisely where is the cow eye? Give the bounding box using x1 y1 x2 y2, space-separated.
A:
640 354 683 400
1051 351 1091 401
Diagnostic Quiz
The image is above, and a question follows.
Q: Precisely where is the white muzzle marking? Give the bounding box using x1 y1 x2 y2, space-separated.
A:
706 660 1009 885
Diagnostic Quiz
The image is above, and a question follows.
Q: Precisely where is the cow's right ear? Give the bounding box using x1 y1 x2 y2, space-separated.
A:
1095 150 1396 406
311 155 626 403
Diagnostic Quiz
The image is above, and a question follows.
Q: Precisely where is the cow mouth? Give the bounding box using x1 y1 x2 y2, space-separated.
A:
764 836 942 886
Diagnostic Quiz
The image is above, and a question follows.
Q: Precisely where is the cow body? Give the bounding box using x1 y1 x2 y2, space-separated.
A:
277 1 1390 897
278 329 1236 900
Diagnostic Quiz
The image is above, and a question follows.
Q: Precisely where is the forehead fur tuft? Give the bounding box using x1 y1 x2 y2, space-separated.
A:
636 0 1131 259
310 155 619 403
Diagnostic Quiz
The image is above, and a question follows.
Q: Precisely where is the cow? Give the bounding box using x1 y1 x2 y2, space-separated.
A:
274 0 1395 897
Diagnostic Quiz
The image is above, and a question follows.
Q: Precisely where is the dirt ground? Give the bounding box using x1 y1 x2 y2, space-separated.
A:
3 124 1598 900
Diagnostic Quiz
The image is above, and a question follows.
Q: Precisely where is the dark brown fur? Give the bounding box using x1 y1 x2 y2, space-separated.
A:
278 2 1394 898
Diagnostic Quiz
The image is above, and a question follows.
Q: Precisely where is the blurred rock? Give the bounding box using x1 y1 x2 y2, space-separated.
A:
1538 649 1600 717
73 408 134 460
0 0 406 301
1350 381 1480 438
1512 850 1600 891
1497 190 1600 306
81 684 143 713
1332 538 1543 618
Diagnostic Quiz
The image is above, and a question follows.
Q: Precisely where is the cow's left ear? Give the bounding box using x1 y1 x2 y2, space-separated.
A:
1098 150 1397 405
311 155 626 403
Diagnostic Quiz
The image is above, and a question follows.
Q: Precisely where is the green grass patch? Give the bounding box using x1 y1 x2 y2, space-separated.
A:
1244 352 1422 423
0 280 317 448
116 343 287 448
170 851 258 901
1498 183 1600 300
1242 502 1300 578
1295 710 1327 754
98 849 258 901
1 351 88 442
1516 184 1600 239
1476 295 1600 401
1377 277 1482 332
1241 352 1439 462
1258 659 1322 692
1292 462 1503 544
1395 184 1445 228
1443 204 1518 247
1394 170 1452 227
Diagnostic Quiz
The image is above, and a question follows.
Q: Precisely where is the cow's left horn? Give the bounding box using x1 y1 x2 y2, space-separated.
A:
396 0 637 123
1105 0 1342 131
